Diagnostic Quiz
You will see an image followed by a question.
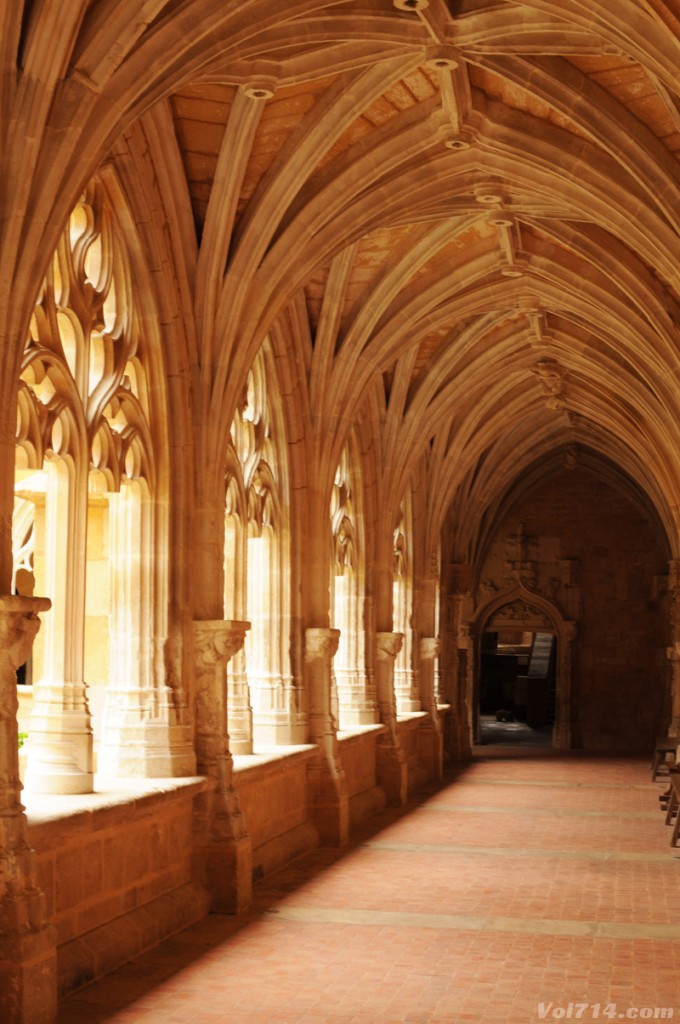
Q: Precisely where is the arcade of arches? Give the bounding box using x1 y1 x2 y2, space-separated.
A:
2 2 680 1021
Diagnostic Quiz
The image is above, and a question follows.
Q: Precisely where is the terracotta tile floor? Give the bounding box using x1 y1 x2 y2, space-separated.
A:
58 752 680 1024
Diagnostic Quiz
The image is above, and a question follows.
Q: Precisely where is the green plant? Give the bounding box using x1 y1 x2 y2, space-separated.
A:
18 731 28 749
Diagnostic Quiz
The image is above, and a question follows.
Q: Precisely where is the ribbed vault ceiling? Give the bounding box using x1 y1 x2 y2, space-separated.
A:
161 0 680 558
5 0 680 561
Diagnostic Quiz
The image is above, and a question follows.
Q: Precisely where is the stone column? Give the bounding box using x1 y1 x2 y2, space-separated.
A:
25 457 93 793
418 636 443 781
305 627 348 845
553 621 576 750
0 595 56 1024
455 622 473 757
192 619 252 913
667 560 680 739
444 564 473 760
98 483 195 777
375 631 408 806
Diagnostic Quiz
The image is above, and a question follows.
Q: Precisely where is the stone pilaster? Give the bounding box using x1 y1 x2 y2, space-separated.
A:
192 619 252 913
375 631 408 806
666 560 680 739
305 627 348 845
418 636 443 781
554 621 577 750
0 595 56 1024
446 563 473 760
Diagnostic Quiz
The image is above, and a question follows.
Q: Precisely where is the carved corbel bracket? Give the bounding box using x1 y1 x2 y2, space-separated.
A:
305 627 341 663
376 631 404 662
193 619 250 667
0 595 51 670
419 637 440 660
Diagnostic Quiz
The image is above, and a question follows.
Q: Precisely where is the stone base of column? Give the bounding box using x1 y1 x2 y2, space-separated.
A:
0 910 56 1024
307 761 349 846
195 833 252 914
252 712 308 747
418 720 443 782
396 698 421 715
376 740 408 806
24 725 93 795
336 704 378 729
97 719 196 778
25 683 93 794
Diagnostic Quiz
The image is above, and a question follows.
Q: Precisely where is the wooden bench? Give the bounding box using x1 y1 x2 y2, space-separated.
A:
651 736 677 781
667 773 680 847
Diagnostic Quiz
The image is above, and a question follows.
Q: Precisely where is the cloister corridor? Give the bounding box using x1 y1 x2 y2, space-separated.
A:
57 751 680 1024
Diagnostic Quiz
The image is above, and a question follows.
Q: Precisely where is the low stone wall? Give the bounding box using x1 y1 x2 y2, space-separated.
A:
234 746 319 882
396 711 429 791
338 724 386 825
23 718 447 1007
25 778 210 1000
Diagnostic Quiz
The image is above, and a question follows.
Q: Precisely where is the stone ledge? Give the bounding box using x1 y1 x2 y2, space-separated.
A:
396 711 429 730
337 723 386 744
25 776 210 843
233 743 317 779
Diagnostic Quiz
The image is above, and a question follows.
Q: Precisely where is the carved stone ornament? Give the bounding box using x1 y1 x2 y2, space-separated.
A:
376 631 404 661
419 637 440 660
492 600 549 627
0 594 51 669
563 443 578 470
193 620 250 666
304 627 340 663
666 643 680 663
669 560 680 591
532 358 564 395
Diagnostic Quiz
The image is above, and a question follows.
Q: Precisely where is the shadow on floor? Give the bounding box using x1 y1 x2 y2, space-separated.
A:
477 713 554 748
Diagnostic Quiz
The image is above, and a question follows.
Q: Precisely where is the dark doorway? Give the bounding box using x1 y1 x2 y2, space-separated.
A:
479 629 556 745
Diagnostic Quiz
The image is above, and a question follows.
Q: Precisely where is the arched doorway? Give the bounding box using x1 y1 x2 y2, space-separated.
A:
469 585 576 749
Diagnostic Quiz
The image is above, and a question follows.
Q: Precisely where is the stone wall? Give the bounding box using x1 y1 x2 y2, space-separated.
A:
478 466 669 752
234 748 319 881
339 725 387 825
26 780 210 1000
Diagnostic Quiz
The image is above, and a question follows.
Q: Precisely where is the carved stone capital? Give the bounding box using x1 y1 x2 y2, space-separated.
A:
0 594 51 669
193 619 250 666
419 636 440 660
305 627 340 663
670 560 680 591
376 631 404 661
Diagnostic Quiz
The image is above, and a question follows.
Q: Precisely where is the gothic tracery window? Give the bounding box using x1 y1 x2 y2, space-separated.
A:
15 183 186 789
330 440 375 728
226 343 301 750
393 495 419 714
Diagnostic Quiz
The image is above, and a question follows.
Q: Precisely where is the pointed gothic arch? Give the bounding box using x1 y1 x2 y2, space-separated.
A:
469 583 577 750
